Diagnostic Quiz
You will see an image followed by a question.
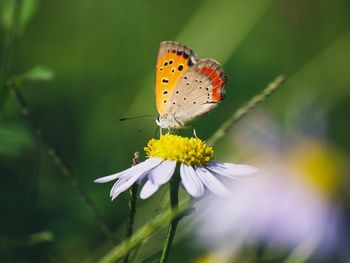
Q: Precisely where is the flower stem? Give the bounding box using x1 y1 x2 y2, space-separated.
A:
160 173 181 263
98 202 188 263
207 75 285 146
123 152 140 263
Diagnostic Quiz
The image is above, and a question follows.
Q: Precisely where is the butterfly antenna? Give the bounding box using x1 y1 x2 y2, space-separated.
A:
119 114 156 121
154 126 159 138
137 118 156 134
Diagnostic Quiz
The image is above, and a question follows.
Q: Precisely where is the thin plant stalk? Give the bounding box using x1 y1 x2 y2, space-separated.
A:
123 152 140 263
207 75 285 146
7 81 116 243
1 0 22 109
98 200 188 263
1 0 114 243
160 172 181 263
1 0 21 74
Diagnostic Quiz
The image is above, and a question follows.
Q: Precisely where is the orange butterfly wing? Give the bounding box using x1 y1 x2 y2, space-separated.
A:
155 41 197 115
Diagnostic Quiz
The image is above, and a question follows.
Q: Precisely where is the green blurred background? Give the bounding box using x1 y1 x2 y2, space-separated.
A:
1 0 350 262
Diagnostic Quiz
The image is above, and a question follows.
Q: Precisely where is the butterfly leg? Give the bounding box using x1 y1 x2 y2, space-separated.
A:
193 127 198 138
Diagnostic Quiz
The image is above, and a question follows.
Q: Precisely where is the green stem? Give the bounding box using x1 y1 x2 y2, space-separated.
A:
98 200 189 263
7 80 115 243
1 0 22 74
207 75 285 146
160 173 180 263
1 0 22 110
123 153 140 263
123 184 139 263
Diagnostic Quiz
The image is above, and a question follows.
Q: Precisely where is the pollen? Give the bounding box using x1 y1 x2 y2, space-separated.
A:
144 134 214 166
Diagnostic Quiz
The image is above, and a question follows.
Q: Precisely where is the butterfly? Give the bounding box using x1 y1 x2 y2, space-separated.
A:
155 41 227 130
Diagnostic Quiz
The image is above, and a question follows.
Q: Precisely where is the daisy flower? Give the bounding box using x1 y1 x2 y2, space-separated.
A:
95 134 257 200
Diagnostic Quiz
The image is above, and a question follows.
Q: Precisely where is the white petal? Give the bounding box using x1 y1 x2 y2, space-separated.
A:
110 177 129 197
110 158 163 200
94 157 162 183
149 160 176 185
195 166 230 196
94 168 133 183
207 162 258 179
111 175 140 200
180 164 204 198
140 179 160 199
118 158 163 179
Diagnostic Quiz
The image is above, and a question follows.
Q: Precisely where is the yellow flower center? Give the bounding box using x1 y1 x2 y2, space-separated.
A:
144 134 214 166
288 139 344 197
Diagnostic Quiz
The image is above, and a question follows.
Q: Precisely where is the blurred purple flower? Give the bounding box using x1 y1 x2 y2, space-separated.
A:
195 165 339 252
194 111 344 259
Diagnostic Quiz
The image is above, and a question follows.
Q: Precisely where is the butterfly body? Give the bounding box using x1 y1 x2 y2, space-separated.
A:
155 41 227 130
